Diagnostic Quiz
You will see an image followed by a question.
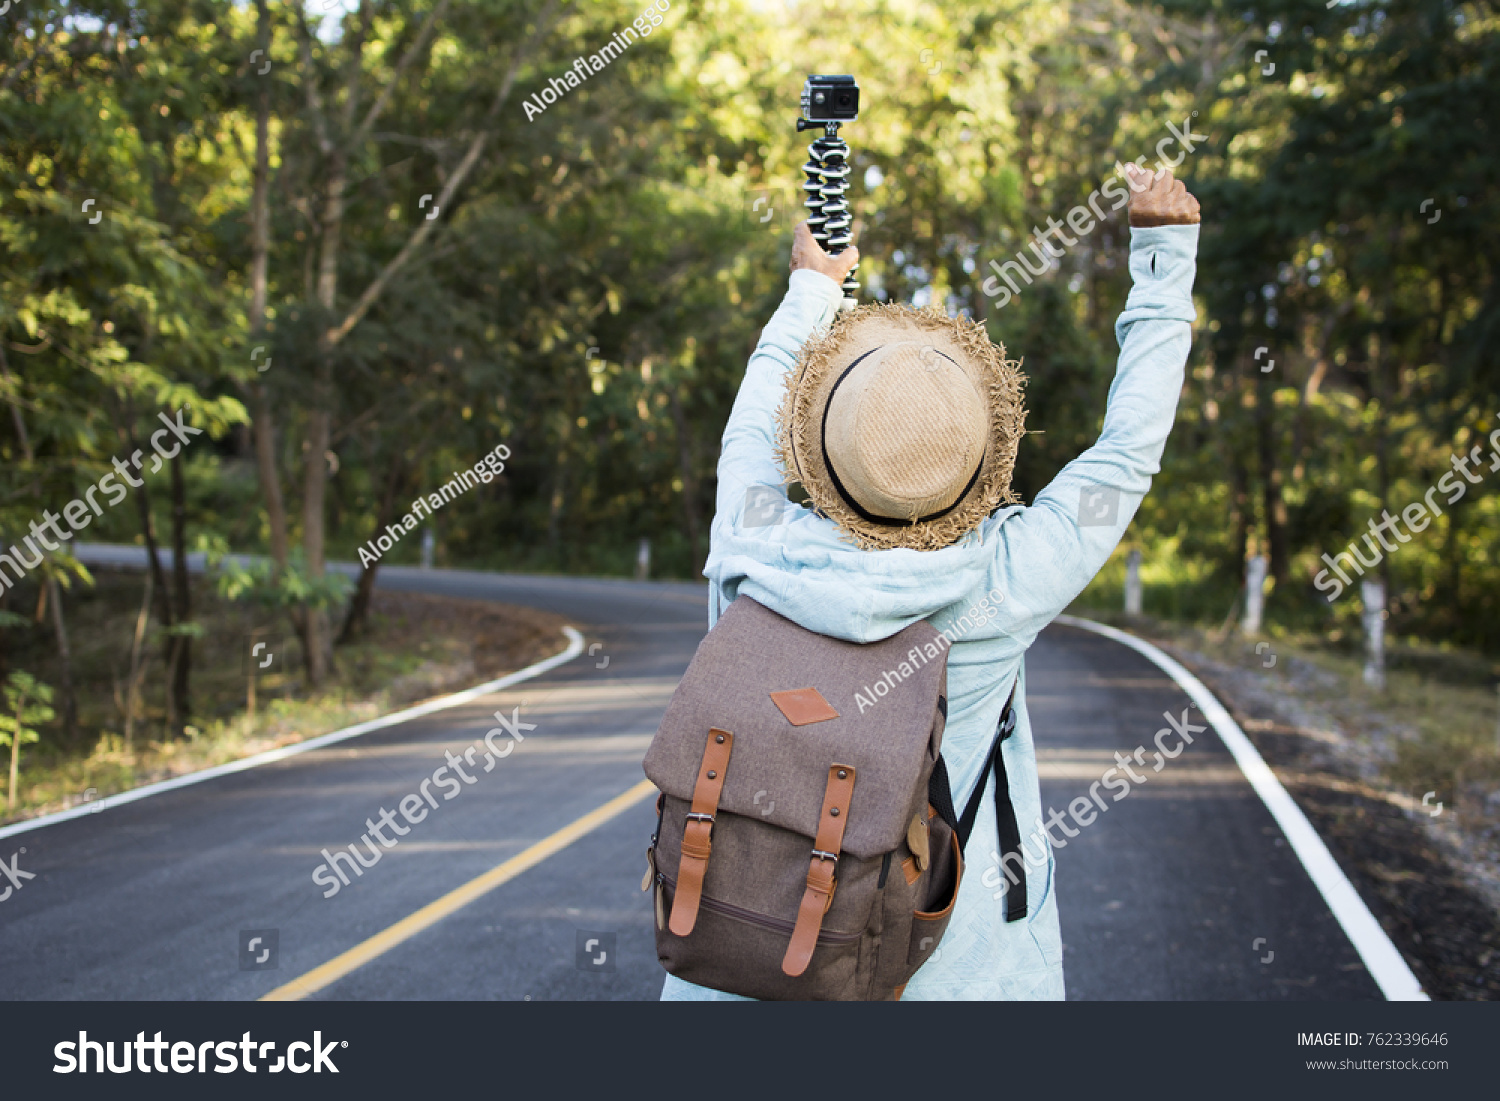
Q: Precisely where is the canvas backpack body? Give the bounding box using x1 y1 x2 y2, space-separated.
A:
642 594 1020 1001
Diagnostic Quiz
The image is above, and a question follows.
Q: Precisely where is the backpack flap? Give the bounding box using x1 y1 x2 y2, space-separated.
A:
643 596 949 861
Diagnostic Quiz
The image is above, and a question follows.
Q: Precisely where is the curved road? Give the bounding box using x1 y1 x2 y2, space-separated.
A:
0 553 1389 1000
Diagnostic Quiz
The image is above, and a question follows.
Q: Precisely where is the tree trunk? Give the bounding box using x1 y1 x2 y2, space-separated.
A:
1254 372 1289 590
134 473 175 627
6 687 24 813
302 154 347 687
44 575 77 742
1228 450 1250 571
130 437 176 735
302 411 332 685
248 0 290 573
339 451 406 643
168 451 191 733
250 392 290 567
338 541 380 646
124 570 152 749
1370 331 1393 606
1214 371 1250 581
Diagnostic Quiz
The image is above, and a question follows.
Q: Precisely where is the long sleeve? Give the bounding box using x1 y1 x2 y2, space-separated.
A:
715 269 846 525
989 223 1199 648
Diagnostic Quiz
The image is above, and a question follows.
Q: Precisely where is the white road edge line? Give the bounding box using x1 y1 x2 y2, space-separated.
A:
1055 614 1428 1002
0 627 586 843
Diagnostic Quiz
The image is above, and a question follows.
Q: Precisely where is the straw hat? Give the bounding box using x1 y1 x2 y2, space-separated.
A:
775 303 1026 551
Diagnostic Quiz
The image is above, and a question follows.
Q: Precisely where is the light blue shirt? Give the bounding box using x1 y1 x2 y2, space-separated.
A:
661 224 1200 1000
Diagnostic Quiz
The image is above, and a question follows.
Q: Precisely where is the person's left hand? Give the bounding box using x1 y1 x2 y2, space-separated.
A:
789 221 860 284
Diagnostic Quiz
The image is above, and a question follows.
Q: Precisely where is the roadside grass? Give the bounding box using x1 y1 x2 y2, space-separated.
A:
0 569 567 826
11 693 392 825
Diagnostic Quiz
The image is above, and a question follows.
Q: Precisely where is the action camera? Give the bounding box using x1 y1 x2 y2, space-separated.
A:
800 74 859 123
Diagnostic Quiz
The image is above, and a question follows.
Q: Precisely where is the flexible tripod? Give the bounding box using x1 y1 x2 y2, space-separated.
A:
796 116 859 305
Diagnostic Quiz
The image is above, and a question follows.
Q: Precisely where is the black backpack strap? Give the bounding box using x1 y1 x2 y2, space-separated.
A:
927 681 1026 922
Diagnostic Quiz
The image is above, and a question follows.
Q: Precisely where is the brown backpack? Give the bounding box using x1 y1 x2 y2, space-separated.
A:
642 595 1022 1001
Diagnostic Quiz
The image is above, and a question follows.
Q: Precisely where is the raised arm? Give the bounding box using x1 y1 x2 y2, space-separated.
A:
713 224 859 527
992 166 1201 647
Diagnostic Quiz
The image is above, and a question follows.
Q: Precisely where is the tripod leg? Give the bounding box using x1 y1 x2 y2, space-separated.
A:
802 123 859 303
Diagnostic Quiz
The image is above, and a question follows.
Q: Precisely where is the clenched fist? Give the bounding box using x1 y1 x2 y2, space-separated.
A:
1124 163 1201 227
789 221 860 284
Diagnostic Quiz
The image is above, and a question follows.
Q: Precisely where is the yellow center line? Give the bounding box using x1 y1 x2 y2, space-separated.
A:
261 778 657 1002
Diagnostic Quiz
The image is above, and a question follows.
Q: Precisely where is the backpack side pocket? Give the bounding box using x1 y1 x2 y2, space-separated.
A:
908 815 962 969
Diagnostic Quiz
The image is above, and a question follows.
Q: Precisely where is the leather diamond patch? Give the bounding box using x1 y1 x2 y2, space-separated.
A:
770 687 840 727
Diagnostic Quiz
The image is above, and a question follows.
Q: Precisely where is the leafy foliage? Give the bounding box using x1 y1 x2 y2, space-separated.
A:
1 0 1496 698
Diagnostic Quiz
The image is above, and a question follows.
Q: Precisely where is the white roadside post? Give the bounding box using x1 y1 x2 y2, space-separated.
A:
1124 548 1143 616
635 537 651 581
421 527 435 569
1243 555 1268 635
1361 579 1386 690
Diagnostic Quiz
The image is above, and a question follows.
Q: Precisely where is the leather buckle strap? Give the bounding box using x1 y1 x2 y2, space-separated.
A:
782 763 856 977
668 728 734 936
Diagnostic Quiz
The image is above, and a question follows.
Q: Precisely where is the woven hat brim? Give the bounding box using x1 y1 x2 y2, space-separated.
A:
775 302 1027 552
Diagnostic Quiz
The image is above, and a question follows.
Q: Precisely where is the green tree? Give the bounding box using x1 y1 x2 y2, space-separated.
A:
0 671 55 814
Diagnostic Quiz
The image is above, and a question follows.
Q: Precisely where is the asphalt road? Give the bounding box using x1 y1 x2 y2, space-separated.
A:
0 552 1384 1000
